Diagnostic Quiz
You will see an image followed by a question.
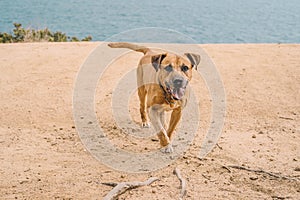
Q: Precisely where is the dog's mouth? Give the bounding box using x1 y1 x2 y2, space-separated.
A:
165 82 186 100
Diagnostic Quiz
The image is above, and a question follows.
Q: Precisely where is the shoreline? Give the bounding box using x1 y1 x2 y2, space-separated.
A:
1 41 300 45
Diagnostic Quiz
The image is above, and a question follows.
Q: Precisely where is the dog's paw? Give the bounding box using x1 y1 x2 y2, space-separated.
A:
142 122 151 128
161 144 173 153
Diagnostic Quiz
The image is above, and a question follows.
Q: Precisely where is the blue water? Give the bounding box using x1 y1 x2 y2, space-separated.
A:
1 0 299 43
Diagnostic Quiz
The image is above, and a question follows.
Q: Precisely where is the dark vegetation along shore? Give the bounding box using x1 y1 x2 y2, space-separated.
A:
0 23 92 43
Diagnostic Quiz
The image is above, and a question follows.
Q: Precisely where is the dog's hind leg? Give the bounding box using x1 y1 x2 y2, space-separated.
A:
138 86 150 128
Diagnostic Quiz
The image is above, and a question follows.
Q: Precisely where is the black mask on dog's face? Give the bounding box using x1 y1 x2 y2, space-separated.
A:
152 52 200 100
162 65 189 100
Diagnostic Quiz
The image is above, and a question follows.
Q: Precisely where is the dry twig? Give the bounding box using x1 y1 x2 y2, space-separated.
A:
216 143 223 150
279 116 294 120
102 182 118 187
102 177 159 200
173 167 187 200
226 165 299 181
221 165 232 173
271 195 291 199
201 173 211 180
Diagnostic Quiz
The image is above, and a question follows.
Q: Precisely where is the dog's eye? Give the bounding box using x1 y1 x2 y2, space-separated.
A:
164 65 173 72
181 65 189 72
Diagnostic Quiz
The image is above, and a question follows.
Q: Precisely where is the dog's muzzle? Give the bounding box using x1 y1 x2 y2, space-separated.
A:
165 77 188 100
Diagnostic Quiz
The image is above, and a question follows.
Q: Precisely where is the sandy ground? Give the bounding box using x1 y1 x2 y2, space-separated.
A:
0 42 299 199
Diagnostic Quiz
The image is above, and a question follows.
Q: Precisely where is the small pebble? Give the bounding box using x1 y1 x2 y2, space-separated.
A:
24 168 30 172
250 176 258 180
294 167 300 172
252 134 256 138
19 180 28 184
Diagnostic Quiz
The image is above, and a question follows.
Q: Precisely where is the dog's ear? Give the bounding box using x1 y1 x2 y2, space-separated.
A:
184 53 201 70
151 53 167 71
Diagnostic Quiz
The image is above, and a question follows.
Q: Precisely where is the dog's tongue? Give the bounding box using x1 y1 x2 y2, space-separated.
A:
172 88 185 100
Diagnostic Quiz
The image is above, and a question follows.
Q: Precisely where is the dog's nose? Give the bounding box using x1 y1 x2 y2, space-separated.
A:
173 78 183 88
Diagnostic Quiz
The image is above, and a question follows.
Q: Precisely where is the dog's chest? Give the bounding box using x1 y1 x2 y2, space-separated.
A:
161 101 181 111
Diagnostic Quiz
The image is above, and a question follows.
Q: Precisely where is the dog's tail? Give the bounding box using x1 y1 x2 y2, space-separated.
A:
108 42 150 54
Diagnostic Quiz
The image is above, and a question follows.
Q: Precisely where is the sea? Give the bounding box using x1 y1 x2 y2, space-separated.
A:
0 0 299 43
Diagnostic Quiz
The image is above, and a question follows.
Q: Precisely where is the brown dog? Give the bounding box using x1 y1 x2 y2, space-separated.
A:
108 42 200 153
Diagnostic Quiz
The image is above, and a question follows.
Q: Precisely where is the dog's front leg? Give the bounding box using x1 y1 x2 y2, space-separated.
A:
149 106 173 153
167 108 182 141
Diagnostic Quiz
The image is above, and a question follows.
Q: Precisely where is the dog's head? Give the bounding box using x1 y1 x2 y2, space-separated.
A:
152 52 200 100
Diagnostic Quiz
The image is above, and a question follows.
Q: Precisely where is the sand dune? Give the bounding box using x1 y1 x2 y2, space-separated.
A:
0 42 299 199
